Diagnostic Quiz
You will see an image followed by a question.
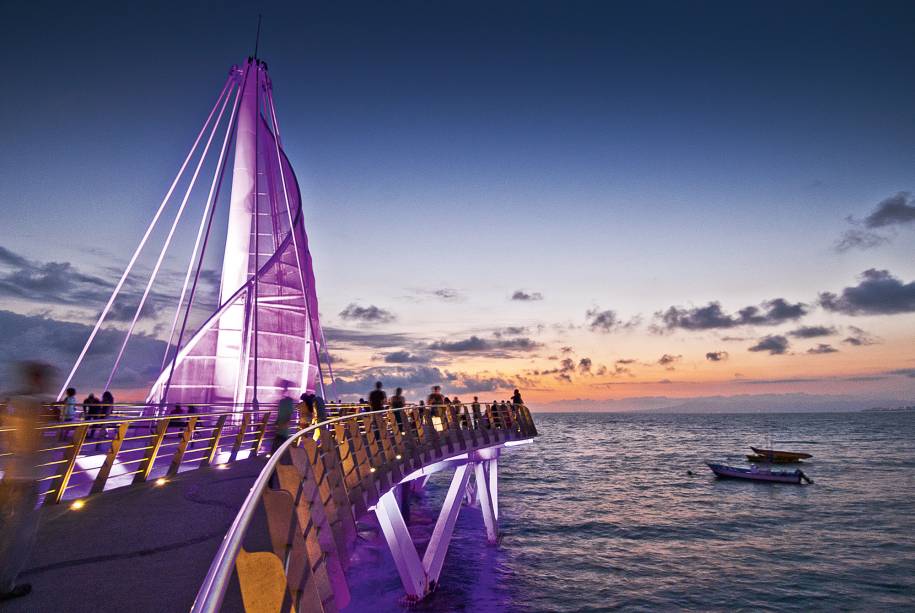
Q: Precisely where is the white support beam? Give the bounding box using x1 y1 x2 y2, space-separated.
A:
374 490 428 599
488 458 499 521
475 461 499 544
422 464 473 585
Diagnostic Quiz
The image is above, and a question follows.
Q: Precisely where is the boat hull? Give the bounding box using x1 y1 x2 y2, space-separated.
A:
746 454 801 464
750 447 812 461
707 463 803 484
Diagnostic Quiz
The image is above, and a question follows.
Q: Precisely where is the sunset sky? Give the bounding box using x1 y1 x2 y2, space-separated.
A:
1 2 913 409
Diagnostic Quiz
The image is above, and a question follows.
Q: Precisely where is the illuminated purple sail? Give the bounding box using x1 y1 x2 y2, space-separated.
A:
56 58 333 406
148 59 328 406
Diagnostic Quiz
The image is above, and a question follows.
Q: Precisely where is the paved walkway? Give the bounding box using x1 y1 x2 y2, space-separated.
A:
3 458 266 613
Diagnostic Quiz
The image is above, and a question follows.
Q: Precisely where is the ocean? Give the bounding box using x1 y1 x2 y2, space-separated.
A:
346 411 915 612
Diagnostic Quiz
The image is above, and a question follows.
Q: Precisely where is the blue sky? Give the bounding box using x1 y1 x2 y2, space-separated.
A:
1 1 913 406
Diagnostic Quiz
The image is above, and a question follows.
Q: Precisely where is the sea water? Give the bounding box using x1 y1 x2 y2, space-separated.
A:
346 412 915 611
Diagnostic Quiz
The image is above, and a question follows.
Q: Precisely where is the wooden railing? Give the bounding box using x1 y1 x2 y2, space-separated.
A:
193 403 538 612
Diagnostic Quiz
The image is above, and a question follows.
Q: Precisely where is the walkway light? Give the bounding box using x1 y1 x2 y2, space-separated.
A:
70 499 85 510
155 478 167 486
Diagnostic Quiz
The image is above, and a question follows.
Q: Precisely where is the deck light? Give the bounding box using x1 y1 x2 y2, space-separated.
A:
396 454 402 460
155 478 167 486
70 499 85 510
370 467 377 473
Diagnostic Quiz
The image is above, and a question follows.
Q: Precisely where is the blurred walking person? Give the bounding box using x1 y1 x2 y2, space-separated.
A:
0 361 53 601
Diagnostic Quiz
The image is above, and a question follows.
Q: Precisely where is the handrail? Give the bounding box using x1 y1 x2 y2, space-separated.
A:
191 402 534 612
191 407 390 613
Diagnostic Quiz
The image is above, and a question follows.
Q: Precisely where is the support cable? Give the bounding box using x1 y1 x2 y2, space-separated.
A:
265 85 330 399
161 68 248 405
107 78 236 389
57 76 233 400
161 81 241 371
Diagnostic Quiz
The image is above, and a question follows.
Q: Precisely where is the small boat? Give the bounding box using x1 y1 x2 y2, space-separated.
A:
750 447 812 461
707 463 813 484
745 454 802 464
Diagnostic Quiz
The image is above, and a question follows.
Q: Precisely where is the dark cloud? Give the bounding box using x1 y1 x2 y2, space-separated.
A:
841 326 879 346
428 335 541 354
835 229 888 252
432 288 461 301
511 290 543 302
864 192 915 228
748 335 789 355
788 325 837 339
333 365 520 398
578 357 592 375
560 346 573 354
655 298 806 331
493 326 528 338
382 351 426 363
807 344 838 354
835 193 915 251
555 373 572 383
339 303 396 324
819 269 915 315
658 354 682 370
705 351 729 362
595 365 607 376
323 327 415 349
616 358 636 365
585 307 636 333
0 309 169 391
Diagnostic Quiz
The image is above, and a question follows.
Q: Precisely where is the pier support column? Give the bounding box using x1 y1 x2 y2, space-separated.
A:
488 457 499 521
422 464 472 585
375 490 428 599
475 460 499 544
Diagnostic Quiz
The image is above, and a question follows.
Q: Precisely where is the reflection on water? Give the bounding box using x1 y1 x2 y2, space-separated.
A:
347 412 915 611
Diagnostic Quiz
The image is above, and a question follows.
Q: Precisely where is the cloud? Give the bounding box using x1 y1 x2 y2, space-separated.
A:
333 365 521 398
655 298 806 331
432 288 461 302
705 351 729 362
835 229 889 252
888 368 915 378
788 325 837 339
616 358 636 365
560 346 574 354
511 290 543 302
585 308 638 333
842 326 879 346
748 335 790 355
657 354 682 369
864 192 915 228
834 193 915 251
807 344 838 355
493 326 529 338
819 269 915 315
323 327 415 349
578 357 592 375
339 303 396 324
0 309 169 391
428 335 542 354
382 351 426 363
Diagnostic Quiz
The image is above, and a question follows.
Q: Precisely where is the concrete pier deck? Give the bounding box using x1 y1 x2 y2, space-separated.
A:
4 458 266 613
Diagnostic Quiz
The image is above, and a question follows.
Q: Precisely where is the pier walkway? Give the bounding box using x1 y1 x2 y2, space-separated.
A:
1 403 537 611
7 458 264 613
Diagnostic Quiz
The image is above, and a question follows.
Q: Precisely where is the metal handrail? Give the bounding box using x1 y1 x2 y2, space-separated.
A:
191 402 532 612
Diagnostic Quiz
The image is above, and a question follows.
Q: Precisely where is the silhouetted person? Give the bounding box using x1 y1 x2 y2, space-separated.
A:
369 381 387 412
0 361 53 601
512 389 524 406
298 393 315 427
169 404 187 429
83 393 102 439
427 386 444 417
471 396 482 426
271 380 294 454
314 395 328 422
59 387 78 441
390 387 406 431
